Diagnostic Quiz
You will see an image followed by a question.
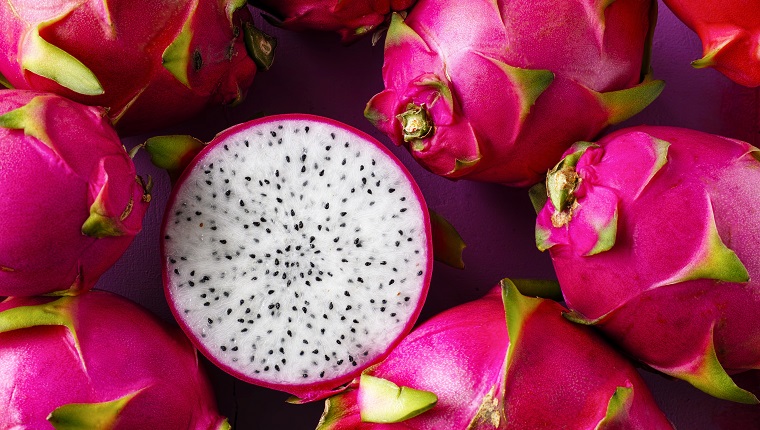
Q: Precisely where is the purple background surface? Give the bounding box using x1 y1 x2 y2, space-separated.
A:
105 1 760 428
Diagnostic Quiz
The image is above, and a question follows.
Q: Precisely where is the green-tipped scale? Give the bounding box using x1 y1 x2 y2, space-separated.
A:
0 291 229 429
534 125 760 404
316 279 673 429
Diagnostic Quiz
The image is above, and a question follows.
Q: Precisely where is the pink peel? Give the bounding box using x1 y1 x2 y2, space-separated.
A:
318 279 673 429
0 291 228 429
0 0 263 135
366 0 663 186
535 125 760 404
0 90 150 297
662 0 760 87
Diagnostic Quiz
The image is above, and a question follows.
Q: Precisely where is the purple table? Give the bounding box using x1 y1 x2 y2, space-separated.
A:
109 1 759 428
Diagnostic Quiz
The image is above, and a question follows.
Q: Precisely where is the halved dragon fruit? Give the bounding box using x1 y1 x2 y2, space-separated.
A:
365 0 664 186
533 126 760 404
662 0 760 87
0 0 271 134
0 90 150 297
317 279 674 429
161 114 433 402
0 290 229 429
251 0 416 43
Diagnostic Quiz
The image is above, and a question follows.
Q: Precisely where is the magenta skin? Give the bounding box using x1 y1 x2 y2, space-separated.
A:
662 0 760 87
0 0 257 134
0 90 149 297
318 282 674 429
161 114 434 402
0 291 228 429
252 0 416 43
535 125 760 404
365 0 662 186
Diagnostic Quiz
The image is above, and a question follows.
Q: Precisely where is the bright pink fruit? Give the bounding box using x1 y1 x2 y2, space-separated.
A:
0 290 229 429
252 0 416 43
0 0 264 134
662 0 760 87
0 90 150 297
534 126 760 404
318 280 674 429
365 0 664 186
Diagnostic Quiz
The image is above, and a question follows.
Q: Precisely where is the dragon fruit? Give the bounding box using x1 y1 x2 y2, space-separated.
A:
0 290 229 429
0 90 150 297
0 0 270 134
160 114 432 402
317 279 674 429
365 0 664 186
251 0 416 43
533 126 760 404
661 0 760 87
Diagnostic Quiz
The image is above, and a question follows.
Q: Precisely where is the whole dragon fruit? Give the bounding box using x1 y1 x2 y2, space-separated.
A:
661 0 760 87
0 290 229 429
533 126 760 404
365 0 664 186
0 90 150 297
251 0 416 43
0 0 269 134
317 279 674 429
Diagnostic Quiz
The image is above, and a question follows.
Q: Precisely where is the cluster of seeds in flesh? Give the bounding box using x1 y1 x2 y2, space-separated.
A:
164 120 430 385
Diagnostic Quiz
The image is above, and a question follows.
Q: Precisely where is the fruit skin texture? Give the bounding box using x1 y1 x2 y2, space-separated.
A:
317 280 674 429
365 0 664 186
0 90 150 297
161 114 433 402
534 126 760 404
662 0 760 87
0 0 258 134
251 0 416 43
0 290 229 429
